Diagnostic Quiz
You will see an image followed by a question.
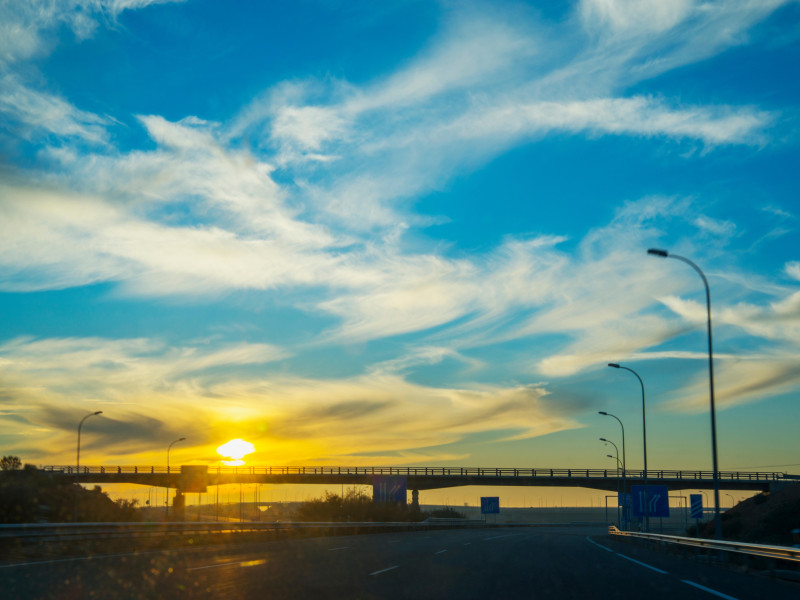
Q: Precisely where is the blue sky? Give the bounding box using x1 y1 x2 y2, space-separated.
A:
1 0 799 501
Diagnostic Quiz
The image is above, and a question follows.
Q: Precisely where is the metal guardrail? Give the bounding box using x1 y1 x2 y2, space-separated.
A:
0 520 484 545
39 465 791 481
608 526 800 564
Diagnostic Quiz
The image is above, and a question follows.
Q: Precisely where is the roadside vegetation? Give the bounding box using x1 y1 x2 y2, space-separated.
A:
0 456 140 523
292 489 467 522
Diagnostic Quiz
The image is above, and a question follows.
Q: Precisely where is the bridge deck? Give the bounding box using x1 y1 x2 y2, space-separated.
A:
40 466 796 492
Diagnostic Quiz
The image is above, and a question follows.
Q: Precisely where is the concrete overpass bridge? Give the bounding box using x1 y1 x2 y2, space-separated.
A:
41 465 797 494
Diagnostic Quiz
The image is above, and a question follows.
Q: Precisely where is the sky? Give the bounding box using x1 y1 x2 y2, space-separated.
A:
0 0 799 507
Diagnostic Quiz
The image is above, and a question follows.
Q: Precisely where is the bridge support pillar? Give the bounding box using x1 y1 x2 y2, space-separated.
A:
411 489 419 510
171 490 185 521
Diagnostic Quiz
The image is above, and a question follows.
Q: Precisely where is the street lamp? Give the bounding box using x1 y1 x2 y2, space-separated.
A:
75 410 102 521
725 493 735 508
599 411 627 528
648 248 721 541
608 363 649 532
166 437 186 521
601 438 621 526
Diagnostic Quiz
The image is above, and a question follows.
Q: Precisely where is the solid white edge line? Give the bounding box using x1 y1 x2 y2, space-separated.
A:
328 546 350 551
435 549 447 554
682 579 739 600
585 536 614 553
369 565 399 576
615 553 668 574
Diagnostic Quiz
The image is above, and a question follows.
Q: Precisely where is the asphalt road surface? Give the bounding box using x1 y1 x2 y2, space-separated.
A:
3 525 798 599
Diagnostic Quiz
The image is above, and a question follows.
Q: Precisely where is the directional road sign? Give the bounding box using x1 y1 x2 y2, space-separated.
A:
372 476 407 503
631 485 669 518
480 497 500 514
690 494 703 519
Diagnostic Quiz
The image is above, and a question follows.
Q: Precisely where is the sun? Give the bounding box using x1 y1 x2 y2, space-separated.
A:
217 438 256 466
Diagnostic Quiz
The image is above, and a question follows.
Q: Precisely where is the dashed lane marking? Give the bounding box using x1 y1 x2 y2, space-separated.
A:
369 566 399 576
483 534 522 541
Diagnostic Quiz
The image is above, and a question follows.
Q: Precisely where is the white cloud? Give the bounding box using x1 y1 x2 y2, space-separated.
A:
662 355 800 413
0 75 110 144
580 0 693 36
785 262 800 281
694 215 737 237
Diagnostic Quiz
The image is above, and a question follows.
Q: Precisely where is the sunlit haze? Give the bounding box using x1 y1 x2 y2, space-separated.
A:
217 439 256 466
0 0 798 507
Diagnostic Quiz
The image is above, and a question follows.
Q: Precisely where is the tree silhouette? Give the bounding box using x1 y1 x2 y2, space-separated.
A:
0 455 22 471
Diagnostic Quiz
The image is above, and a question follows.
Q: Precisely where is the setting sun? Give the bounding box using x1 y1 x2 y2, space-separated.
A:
216 439 256 466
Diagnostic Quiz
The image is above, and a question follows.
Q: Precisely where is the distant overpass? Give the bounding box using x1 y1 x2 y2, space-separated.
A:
40 465 797 493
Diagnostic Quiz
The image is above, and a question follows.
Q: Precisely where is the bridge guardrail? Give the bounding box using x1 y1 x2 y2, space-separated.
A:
39 465 791 481
608 526 800 564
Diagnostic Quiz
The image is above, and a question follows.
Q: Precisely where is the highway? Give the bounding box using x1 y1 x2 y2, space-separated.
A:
3 525 797 599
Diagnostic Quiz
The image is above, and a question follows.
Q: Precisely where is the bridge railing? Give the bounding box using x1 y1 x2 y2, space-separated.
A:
39 466 790 481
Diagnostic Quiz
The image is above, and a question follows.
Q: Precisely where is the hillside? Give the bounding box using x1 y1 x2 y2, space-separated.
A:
694 483 800 546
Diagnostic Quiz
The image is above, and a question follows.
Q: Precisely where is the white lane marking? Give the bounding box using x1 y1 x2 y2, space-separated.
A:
328 546 350 551
0 551 147 569
189 563 231 571
483 534 521 541
189 559 267 571
435 549 447 555
682 580 739 600
585 536 614 553
369 565 399 576
615 553 668 574
463 542 472 546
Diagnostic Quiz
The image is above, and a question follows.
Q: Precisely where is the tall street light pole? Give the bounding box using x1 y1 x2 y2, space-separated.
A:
75 410 103 522
608 363 649 532
599 411 627 528
648 248 721 541
600 438 621 527
166 437 186 521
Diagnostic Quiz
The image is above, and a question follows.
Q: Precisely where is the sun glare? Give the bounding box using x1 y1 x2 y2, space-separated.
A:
217 438 255 466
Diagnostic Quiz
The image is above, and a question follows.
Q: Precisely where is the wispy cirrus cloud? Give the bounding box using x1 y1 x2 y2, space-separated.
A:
0 335 579 464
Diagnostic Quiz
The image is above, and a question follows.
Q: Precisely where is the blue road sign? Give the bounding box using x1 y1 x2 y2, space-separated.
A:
631 485 669 518
372 476 407 503
618 493 631 508
690 494 703 519
480 497 500 514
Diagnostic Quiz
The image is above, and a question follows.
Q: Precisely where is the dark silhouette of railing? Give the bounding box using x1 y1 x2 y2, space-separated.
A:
38 465 795 492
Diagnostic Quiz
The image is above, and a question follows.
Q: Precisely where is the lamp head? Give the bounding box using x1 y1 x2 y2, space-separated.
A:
93 411 103 416
599 437 607 442
179 437 186 442
598 411 608 415
607 363 620 368
607 455 613 459
647 248 668 257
